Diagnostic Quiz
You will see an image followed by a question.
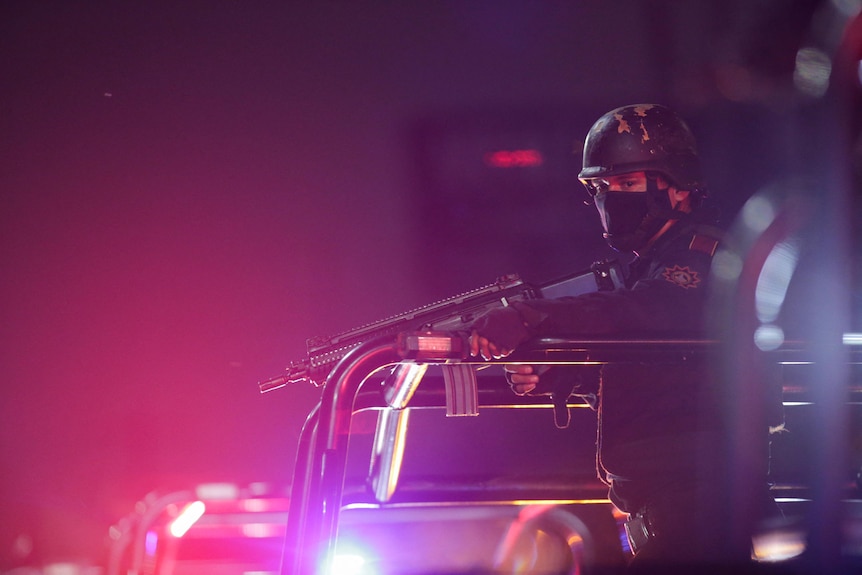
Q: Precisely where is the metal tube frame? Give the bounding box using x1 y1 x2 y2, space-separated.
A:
279 335 856 574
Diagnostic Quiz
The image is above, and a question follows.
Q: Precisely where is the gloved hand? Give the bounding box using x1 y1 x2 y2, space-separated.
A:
469 305 533 360
504 364 549 395
504 364 601 428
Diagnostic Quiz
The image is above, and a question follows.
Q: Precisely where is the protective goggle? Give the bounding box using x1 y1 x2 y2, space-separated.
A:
580 178 609 198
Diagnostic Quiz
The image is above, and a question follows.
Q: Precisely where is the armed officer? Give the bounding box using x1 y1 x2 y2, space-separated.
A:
469 104 782 569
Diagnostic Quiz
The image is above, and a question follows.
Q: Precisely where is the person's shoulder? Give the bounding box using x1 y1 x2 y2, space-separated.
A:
667 209 725 258
686 224 722 257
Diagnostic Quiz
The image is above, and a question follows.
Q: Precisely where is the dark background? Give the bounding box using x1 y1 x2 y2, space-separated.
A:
1 0 857 567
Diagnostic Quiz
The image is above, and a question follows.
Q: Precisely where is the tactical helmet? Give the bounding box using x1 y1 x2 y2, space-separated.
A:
578 104 705 194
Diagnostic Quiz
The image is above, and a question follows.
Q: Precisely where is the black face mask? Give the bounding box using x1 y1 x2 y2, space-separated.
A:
594 177 673 253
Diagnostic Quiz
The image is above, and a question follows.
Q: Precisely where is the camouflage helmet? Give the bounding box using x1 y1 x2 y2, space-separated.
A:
578 104 705 194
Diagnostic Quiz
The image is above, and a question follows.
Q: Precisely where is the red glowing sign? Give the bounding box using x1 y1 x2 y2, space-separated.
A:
483 149 544 168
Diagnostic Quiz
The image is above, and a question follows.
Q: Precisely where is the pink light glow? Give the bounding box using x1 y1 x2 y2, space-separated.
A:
169 501 206 538
484 149 544 168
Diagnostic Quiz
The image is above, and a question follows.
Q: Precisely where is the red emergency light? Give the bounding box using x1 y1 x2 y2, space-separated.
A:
483 149 544 168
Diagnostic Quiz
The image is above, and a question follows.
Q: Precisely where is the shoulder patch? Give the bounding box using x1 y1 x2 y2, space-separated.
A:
663 265 701 289
689 233 719 256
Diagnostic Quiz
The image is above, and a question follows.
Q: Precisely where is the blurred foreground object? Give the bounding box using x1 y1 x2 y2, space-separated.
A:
106 482 288 575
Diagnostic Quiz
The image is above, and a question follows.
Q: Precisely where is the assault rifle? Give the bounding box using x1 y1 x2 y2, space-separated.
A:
258 260 623 392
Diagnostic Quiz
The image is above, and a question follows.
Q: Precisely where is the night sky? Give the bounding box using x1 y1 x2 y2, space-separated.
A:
0 0 849 567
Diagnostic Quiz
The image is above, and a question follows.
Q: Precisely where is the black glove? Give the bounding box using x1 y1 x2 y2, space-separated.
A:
470 302 547 353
